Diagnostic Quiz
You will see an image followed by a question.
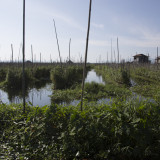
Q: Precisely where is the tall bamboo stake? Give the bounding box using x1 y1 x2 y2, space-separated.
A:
111 39 113 63
11 44 13 63
157 47 158 62
53 19 62 67
22 0 26 113
31 45 33 63
80 0 92 111
69 38 71 62
117 37 119 64
31 45 34 73
40 52 41 63
157 47 158 69
114 50 116 63
50 54 52 63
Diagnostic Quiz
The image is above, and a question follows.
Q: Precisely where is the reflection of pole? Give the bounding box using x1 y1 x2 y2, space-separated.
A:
80 0 92 111
22 0 26 113
32 90 33 106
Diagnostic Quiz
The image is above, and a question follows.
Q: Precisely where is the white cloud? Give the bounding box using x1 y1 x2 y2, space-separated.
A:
53 13 86 32
89 40 107 46
91 22 104 29
28 2 86 32
120 26 160 47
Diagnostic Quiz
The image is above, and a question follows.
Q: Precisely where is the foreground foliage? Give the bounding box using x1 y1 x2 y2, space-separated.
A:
1 99 160 159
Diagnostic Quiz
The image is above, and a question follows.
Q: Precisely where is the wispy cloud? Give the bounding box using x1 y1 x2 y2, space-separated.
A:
28 2 86 32
53 13 86 32
89 40 107 46
91 22 104 29
121 26 160 47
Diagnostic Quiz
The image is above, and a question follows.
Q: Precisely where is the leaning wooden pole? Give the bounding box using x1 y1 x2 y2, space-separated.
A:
53 19 62 67
22 0 26 113
80 0 92 111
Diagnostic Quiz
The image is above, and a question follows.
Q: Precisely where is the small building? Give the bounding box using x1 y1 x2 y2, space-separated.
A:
155 56 160 64
26 60 32 64
66 60 74 64
133 54 149 63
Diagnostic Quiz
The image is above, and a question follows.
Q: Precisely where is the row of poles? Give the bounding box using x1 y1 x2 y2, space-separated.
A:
22 0 92 113
15 0 160 113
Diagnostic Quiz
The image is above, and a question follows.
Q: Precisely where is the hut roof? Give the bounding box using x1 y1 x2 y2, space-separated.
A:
133 54 148 57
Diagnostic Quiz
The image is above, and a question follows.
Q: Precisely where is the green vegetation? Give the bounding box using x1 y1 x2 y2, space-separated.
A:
0 68 7 82
0 66 51 89
1 63 160 159
94 65 131 97
1 99 160 159
130 65 160 102
50 65 90 89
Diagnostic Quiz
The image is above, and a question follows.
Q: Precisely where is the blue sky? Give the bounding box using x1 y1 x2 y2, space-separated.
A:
0 0 160 62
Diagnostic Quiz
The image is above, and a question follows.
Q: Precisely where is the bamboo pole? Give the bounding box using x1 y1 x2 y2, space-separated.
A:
11 44 13 63
53 19 62 67
22 0 26 113
157 47 158 69
31 45 34 74
40 52 41 63
31 45 33 64
117 37 119 64
69 38 71 62
111 39 112 63
80 0 92 111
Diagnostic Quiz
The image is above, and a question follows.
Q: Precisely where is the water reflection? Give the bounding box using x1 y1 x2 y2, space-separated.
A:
85 69 105 84
0 83 52 107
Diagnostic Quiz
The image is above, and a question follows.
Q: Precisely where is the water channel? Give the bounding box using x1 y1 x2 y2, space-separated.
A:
0 70 106 106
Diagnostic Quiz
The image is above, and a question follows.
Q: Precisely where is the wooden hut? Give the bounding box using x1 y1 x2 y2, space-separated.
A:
133 54 149 63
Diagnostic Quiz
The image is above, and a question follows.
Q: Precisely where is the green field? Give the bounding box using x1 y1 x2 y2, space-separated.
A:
0 63 160 159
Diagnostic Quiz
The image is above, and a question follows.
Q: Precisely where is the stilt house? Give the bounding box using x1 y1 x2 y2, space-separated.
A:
133 54 149 63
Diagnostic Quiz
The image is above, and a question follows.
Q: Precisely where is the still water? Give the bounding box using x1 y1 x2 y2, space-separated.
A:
0 70 105 106
85 69 105 84
0 84 52 107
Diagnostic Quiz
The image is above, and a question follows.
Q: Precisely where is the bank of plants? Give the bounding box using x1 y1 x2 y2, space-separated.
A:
0 68 7 82
1 98 160 159
51 81 131 104
0 66 52 90
130 65 160 101
50 65 91 89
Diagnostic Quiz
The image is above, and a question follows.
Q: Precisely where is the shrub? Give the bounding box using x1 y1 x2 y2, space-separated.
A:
33 67 50 80
50 66 85 89
0 68 7 82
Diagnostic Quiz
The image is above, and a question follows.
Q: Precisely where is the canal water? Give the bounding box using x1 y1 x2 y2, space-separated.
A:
0 70 106 106
0 84 52 106
85 69 105 84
